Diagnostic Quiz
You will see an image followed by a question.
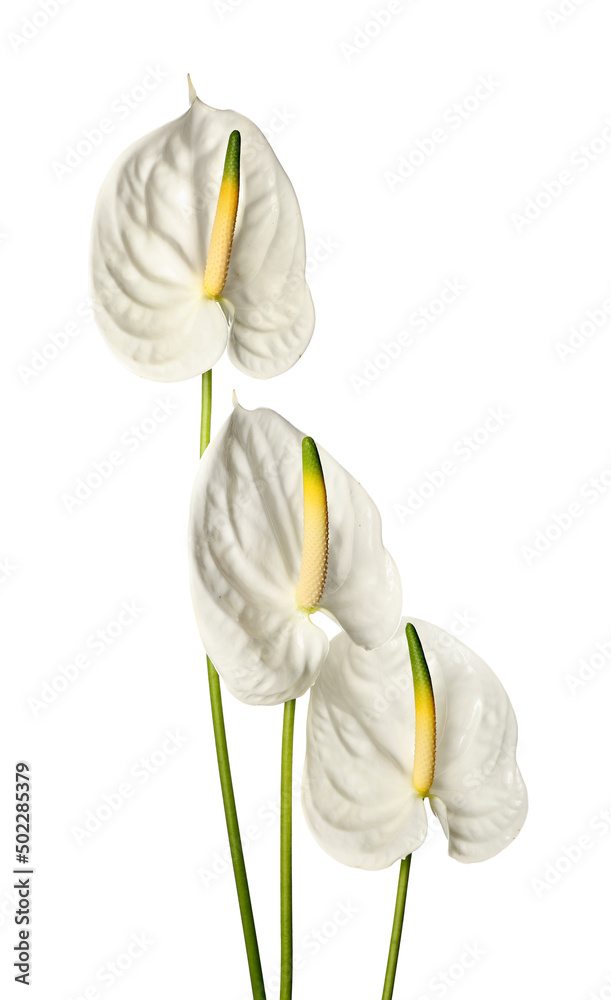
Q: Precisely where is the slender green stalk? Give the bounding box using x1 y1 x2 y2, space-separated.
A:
381 855 412 1000
200 368 212 458
207 661 266 999
201 370 266 1000
280 699 296 1000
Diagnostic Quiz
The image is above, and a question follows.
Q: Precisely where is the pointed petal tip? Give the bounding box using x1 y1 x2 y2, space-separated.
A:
187 74 197 105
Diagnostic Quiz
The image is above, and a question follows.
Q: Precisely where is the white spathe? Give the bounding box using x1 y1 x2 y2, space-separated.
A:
90 91 314 382
302 617 527 869
188 404 402 706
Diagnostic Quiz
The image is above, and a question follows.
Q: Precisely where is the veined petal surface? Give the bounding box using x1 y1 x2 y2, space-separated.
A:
90 95 313 381
302 617 527 869
188 405 401 705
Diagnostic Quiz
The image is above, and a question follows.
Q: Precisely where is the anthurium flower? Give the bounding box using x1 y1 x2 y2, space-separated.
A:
188 403 402 706
90 81 314 382
302 617 527 869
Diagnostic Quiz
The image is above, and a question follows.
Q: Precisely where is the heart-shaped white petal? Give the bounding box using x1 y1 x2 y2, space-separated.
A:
302 617 527 869
90 95 314 382
188 405 402 706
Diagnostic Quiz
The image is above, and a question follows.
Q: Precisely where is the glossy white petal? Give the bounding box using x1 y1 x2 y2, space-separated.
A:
303 617 527 869
90 95 314 382
188 405 402 706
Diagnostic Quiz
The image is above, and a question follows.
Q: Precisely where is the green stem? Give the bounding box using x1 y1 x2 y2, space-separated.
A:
201 370 266 1000
381 855 412 1000
280 700 296 1000
207 661 266 1000
200 368 212 458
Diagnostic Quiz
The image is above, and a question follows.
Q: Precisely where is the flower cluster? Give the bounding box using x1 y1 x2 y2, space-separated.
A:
90 79 527 995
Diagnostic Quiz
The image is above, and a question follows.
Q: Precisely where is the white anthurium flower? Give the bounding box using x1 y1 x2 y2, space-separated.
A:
90 78 314 382
302 617 527 869
188 403 402 707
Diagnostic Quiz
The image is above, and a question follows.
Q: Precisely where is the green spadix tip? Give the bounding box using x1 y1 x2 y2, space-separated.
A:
302 436 324 479
406 622 436 796
223 130 241 181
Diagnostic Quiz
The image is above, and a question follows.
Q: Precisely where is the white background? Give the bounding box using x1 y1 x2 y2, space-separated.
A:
2 0 611 997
